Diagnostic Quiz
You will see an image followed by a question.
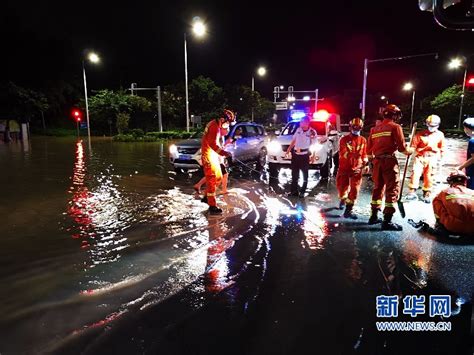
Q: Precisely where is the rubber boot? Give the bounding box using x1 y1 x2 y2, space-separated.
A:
208 206 223 215
338 199 346 210
343 204 358 219
421 191 431 204
381 214 403 231
368 209 382 225
405 189 418 202
201 195 208 204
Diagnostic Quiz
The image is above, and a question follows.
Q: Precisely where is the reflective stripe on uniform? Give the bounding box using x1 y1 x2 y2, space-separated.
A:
371 131 392 139
207 192 216 197
371 200 382 205
385 202 395 208
445 194 474 200
346 198 354 204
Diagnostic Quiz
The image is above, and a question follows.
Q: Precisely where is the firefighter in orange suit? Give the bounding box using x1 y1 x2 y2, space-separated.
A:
336 118 368 219
432 171 474 237
367 104 413 231
201 109 234 215
406 115 445 203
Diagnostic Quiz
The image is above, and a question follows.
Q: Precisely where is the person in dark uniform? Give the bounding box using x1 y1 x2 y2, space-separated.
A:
285 116 317 197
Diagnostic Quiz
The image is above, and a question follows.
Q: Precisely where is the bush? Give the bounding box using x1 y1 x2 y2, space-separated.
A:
113 130 198 142
113 134 135 142
129 128 144 137
31 128 77 136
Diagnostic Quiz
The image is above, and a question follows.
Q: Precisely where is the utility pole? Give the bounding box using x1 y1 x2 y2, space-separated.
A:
157 86 163 132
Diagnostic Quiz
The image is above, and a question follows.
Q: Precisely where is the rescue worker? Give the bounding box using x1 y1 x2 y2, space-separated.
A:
285 116 317 197
201 109 234 214
457 117 474 190
336 117 368 219
194 127 231 194
432 171 474 237
406 115 445 203
367 104 413 231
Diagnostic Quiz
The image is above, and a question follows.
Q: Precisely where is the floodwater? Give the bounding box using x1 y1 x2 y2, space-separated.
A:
0 136 472 355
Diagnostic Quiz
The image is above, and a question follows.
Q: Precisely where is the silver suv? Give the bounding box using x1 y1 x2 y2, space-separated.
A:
169 122 268 172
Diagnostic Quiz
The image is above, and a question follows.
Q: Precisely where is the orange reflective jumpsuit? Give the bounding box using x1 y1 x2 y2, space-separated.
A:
336 134 368 205
408 129 445 192
201 119 228 207
367 119 408 215
433 185 474 236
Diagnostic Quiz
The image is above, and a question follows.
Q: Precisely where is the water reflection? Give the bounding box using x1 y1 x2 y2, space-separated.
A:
66 140 131 267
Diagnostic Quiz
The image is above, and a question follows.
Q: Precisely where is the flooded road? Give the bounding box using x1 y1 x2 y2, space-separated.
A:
0 137 472 354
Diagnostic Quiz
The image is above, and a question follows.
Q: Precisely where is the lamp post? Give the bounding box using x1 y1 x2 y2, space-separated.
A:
361 52 437 120
184 18 206 132
82 52 100 146
251 66 266 121
403 82 416 129
448 57 468 129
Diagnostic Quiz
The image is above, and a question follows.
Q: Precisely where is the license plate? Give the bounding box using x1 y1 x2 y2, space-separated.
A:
179 154 192 160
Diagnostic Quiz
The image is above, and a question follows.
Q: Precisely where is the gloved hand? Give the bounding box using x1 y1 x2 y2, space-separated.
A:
404 147 415 156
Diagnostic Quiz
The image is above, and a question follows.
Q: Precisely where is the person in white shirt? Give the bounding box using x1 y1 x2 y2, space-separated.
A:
285 117 317 197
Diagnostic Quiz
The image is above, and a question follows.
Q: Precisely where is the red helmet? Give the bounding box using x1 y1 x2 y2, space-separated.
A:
350 117 364 130
446 171 469 185
383 104 402 121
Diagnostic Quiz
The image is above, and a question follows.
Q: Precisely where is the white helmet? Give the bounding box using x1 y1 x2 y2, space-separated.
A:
426 115 441 127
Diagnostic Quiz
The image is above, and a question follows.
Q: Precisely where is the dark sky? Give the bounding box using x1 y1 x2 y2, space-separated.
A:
2 0 474 102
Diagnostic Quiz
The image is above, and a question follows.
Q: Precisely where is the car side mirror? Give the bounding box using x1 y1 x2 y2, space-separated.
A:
419 0 474 30
274 130 281 135
329 130 338 136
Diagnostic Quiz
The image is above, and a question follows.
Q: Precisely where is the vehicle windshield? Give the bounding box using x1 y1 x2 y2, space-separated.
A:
281 121 326 136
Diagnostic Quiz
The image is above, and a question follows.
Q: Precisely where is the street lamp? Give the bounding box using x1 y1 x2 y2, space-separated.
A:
448 57 468 130
251 66 267 121
361 52 437 120
184 17 206 132
82 51 100 146
403 82 416 129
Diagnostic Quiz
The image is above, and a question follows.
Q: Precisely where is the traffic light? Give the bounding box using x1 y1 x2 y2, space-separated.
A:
467 76 474 92
72 109 82 122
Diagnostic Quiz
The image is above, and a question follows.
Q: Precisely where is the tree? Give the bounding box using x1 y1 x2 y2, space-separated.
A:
161 83 186 129
431 85 474 128
0 82 50 139
224 85 274 123
189 76 225 122
116 112 130 134
85 90 151 134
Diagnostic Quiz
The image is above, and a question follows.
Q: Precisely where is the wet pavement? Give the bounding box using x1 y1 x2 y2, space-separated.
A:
0 137 472 355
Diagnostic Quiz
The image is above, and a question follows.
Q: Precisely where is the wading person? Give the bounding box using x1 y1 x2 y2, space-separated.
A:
406 115 445 203
336 118 368 219
457 117 474 190
194 127 232 194
432 171 474 237
285 116 317 197
201 109 234 214
367 104 413 231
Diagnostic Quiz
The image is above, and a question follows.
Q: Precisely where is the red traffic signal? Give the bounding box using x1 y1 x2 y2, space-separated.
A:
466 75 474 92
71 109 82 122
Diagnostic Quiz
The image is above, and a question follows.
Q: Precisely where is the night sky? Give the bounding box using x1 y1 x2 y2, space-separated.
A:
2 0 474 103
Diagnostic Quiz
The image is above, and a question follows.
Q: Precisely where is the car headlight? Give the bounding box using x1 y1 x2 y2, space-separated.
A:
309 143 323 154
268 141 282 154
169 144 178 155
